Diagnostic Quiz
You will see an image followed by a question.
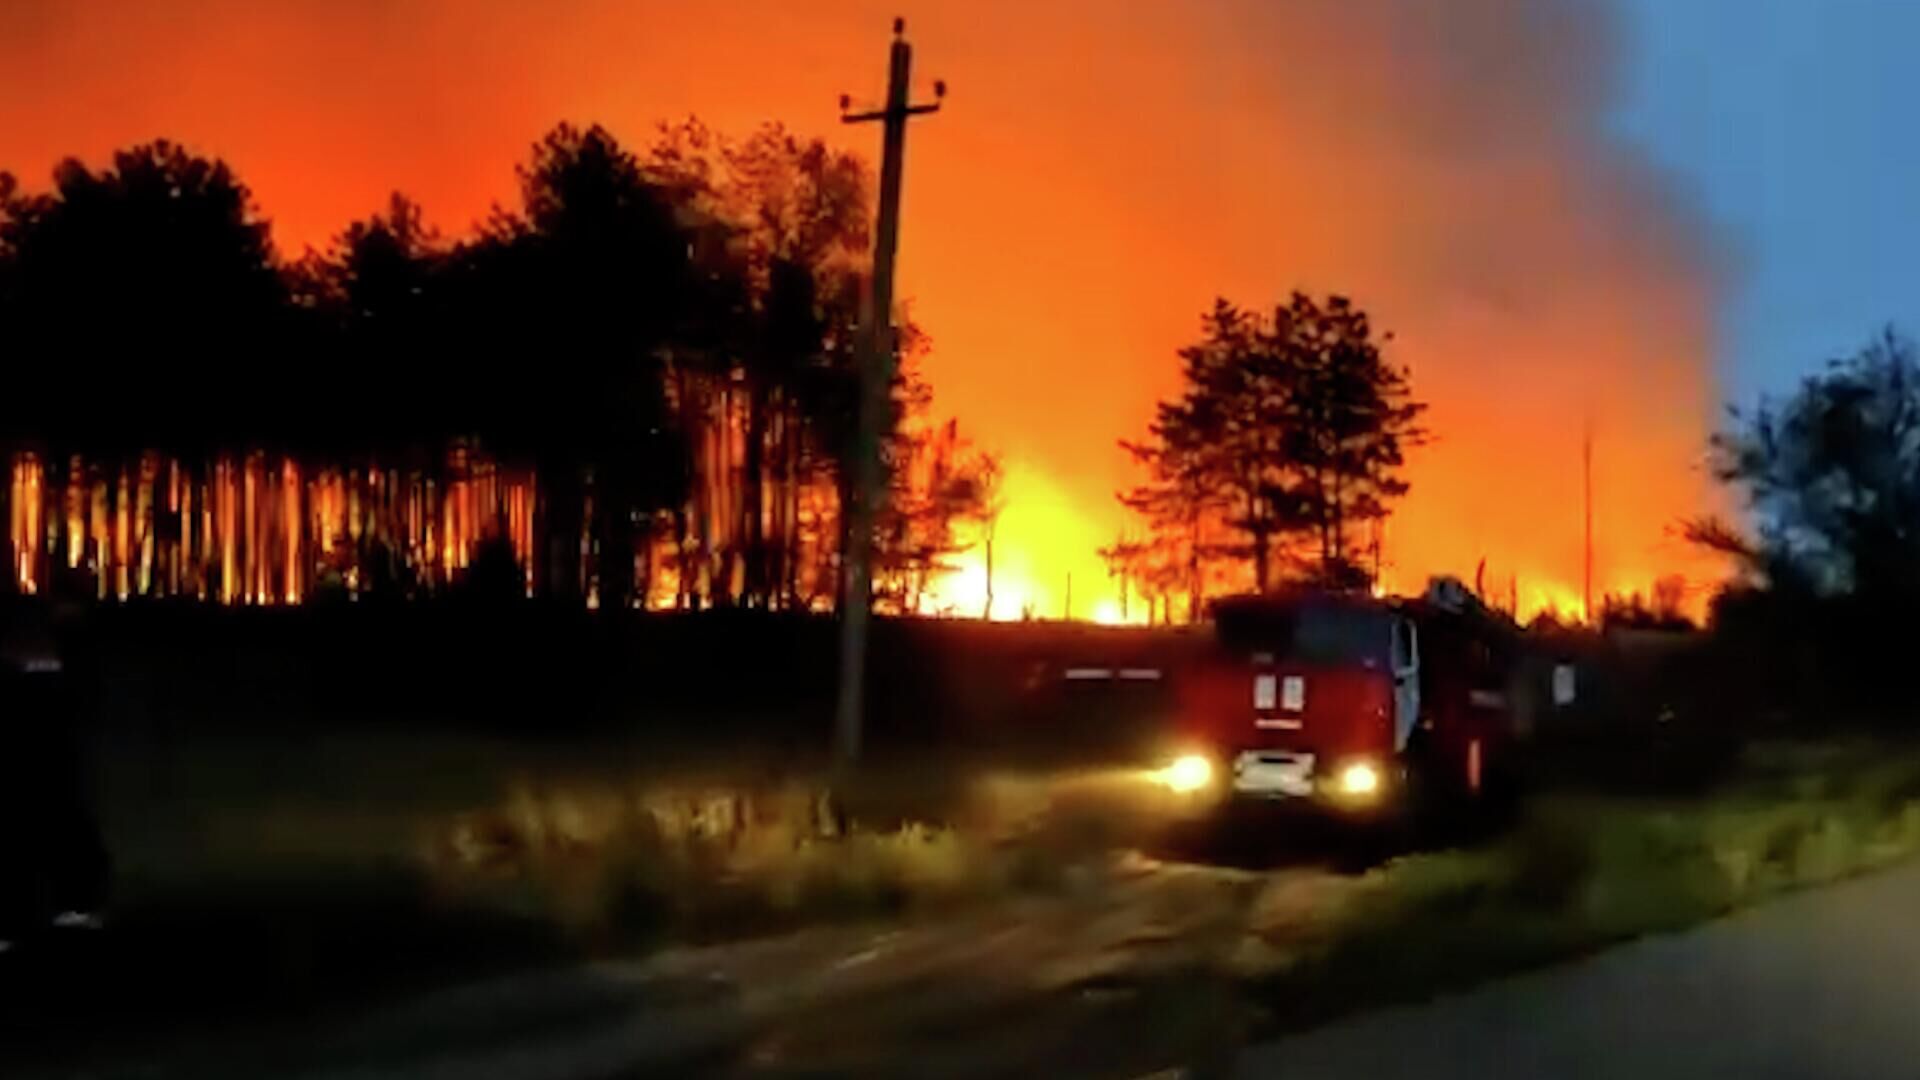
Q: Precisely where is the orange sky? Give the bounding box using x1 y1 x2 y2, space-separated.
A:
0 0 1724 620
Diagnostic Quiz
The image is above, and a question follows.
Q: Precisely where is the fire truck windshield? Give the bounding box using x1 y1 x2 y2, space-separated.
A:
1214 600 1393 668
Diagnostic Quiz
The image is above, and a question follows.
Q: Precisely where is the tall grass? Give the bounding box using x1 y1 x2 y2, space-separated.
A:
79 726 1920 1064
415 769 1124 947
1237 740 1920 1031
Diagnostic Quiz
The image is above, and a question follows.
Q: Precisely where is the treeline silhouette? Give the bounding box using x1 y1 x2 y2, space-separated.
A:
1683 328 1920 724
0 121 997 611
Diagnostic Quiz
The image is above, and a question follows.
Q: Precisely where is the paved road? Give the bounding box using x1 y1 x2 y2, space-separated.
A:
1238 858 1920 1079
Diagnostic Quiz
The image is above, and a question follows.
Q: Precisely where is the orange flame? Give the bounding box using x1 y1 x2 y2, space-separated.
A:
0 1 1726 620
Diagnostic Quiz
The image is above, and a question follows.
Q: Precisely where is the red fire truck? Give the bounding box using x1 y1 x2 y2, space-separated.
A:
1155 579 1525 818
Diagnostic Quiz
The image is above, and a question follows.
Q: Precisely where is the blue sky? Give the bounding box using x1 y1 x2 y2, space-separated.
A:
1609 0 1920 411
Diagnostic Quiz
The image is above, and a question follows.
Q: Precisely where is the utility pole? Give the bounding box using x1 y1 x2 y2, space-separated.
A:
834 18 945 769
1582 420 1594 625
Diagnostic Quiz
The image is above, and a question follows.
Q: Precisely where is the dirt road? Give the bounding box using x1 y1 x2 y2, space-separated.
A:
20 848 1920 1079
1238 857 1920 1079
9 851 1275 1079
288 857 1268 1079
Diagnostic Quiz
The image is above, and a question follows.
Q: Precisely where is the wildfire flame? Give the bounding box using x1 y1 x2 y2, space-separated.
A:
0 0 1727 620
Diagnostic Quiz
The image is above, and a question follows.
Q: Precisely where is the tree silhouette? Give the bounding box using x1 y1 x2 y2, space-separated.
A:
0 142 294 599
460 123 693 608
1690 328 1920 598
0 120 993 615
1121 301 1273 589
874 417 996 613
645 120 876 611
300 193 447 461
1118 357 1232 622
0 140 287 463
1267 292 1425 585
974 453 1006 619
1120 293 1423 599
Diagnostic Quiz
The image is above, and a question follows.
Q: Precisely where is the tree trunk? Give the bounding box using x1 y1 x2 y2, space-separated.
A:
834 472 855 614
635 511 655 609
544 467 585 605
716 382 740 607
0 450 11 595
596 482 634 611
1329 463 1345 575
783 437 803 609
694 422 715 607
673 505 694 610
741 382 769 608
983 527 995 620
766 404 788 610
1187 510 1203 623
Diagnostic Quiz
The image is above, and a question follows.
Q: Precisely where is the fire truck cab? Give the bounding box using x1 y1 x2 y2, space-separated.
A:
1159 578 1520 817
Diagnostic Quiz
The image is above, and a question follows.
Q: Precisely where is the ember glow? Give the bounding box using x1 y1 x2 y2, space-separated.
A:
8 452 536 603
0 0 1724 619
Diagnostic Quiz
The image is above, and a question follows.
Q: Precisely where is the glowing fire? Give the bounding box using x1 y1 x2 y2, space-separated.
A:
7 451 538 604
0 3 1728 621
917 462 1135 621
8 447 1701 622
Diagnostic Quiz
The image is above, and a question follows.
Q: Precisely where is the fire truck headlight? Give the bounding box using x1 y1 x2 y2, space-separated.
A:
1159 754 1214 793
1338 761 1381 797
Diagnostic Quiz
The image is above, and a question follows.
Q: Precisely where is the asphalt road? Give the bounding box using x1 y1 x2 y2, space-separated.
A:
1237 857 1920 1079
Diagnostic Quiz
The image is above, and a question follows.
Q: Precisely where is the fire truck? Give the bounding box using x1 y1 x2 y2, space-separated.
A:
1155 578 1526 818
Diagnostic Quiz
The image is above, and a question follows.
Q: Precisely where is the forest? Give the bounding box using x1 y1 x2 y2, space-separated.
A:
0 122 999 613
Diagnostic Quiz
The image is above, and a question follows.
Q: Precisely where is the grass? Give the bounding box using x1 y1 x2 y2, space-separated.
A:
17 730 1098 1073
31 723 1920 1075
75 731 1114 1004
1234 739 1920 1033
29 609 1920 1073
421 777 1027 946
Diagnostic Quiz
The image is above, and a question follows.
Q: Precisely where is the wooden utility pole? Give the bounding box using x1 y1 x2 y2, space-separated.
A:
834 18 944 769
